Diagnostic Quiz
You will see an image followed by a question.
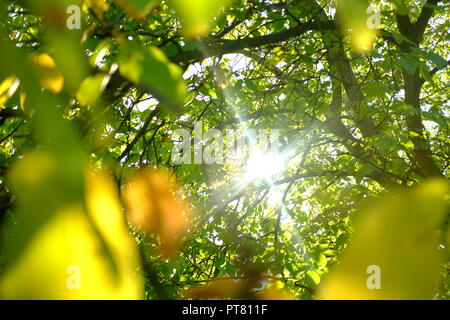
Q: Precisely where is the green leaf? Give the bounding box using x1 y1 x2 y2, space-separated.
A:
305 270 321 287
215 254 226 268
425 52 447 69
316 253 327 267
119 44 186 113
399 55 418 74
168 0 234 37
244 79 258 91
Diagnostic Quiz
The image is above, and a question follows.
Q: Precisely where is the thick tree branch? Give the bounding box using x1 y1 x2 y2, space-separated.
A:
395 0 443 178
414 0 439 41
170 21 314 65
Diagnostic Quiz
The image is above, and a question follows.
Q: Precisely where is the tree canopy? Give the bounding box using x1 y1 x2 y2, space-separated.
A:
0 0 449 300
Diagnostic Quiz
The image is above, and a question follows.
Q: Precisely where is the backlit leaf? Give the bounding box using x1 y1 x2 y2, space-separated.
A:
123 168 192 257
0 153 143 299
119 44 186 112
76 73 110 106
29 53 64 94
0 76 19 106
317 180 449 299
168 0 234 38
305 270 321 287
336 0 379 54
114 0 159 20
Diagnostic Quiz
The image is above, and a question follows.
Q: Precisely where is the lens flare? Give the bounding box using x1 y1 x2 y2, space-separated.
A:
245 150 285 181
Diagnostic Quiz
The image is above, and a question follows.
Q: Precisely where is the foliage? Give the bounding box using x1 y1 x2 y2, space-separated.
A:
0 0 448 299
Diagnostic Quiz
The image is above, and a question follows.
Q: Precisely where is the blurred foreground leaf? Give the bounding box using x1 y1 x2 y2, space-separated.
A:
76 73 110 106
336 0 379 54
254 284 298 300
317 179 449 299
24 0 88 92
123 168 192 257
29 53 64 94
168 0 234 38
0 76 19 106
0 153 143 299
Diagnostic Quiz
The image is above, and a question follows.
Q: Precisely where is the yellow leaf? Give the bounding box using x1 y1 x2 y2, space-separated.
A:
0 76 20 106
317 179 449 299
123 168 192 257
1 205 128 299
29 53 64 94
84 169 144 298
19 91 27 111
0 153 143 299
84 0 110 21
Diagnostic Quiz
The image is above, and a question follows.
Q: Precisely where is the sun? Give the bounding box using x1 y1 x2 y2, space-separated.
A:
244 150 285 182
